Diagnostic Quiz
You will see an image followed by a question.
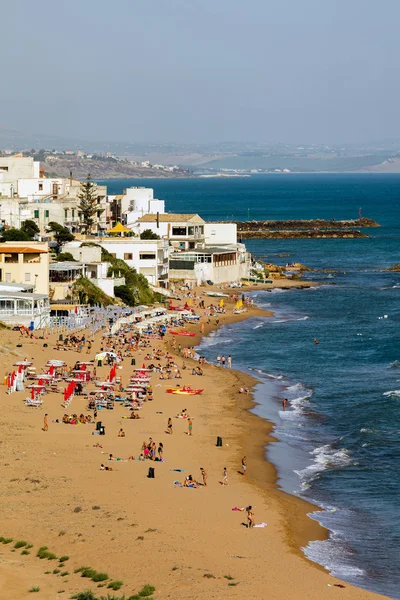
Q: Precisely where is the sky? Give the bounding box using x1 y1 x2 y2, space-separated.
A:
3 0 400 145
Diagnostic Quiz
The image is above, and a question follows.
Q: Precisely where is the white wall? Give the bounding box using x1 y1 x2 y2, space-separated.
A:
0 157 38 184
204 223 237 246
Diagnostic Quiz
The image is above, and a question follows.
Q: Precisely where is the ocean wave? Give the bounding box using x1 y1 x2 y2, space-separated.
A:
272 318 290 323
389 360 400 368
295 444 353 489
199 336 233 348
296 316 309 321
248 367 283 379
383 389 400 398
304 538 366 580
253 323 264 329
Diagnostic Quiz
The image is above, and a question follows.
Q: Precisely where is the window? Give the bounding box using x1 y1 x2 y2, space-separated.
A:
64 209 68 218
72 209 75 218
5 273 11 282
172 227 186 236
97 210 102 218
38 183 43 191
45 210 49 218
124 253 133 260
34 210 39 219
188 226 194 235
199 226 204 234
140 253 156 260
25 273 31 282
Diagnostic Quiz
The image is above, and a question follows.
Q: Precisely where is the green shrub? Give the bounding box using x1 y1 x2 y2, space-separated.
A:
59 555 69 562
92 572 109 583
14 540 27 548
29 587 40 593
21 550 30 555
3 538 13 544
138 585 155 597
61 571 69 577
36 546 57 560
53 568 60 574
107 580 123 590
71 592 97 600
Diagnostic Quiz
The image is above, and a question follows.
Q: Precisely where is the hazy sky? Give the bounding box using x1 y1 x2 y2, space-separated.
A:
3 0 399 145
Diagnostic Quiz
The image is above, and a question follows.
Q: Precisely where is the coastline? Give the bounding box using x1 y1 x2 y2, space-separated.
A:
0 290 388 599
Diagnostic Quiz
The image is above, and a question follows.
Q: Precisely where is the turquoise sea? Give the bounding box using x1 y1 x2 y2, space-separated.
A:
101 175 400 599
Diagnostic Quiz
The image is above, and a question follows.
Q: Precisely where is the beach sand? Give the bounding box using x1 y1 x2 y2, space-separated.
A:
0 290 387 599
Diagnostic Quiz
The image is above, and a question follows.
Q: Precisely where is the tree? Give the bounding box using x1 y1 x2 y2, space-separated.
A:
1 228 31 242
48 222 75 251
21 219 40 239
140 228 160 240
77 174 102 234
56 252 76 262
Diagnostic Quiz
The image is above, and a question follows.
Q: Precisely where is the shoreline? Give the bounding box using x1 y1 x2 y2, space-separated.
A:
0 289 388 599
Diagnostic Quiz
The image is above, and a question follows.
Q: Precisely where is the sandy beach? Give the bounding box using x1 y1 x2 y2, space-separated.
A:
0 287 387 600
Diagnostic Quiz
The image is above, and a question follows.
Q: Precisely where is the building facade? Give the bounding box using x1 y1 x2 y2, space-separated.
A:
0 242 49 294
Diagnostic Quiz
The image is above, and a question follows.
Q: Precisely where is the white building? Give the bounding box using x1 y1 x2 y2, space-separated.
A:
0 155 40 197
63 238 169 288
135 213 205 250
0 282 50 329
169 244 250 286
117 187 165 227
204 223 237 246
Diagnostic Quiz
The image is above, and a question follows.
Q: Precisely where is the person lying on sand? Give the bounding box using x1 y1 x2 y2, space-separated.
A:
100 464 113 471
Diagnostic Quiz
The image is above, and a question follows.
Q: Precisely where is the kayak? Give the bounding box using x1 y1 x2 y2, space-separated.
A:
170 331 196 337
171 389 203 396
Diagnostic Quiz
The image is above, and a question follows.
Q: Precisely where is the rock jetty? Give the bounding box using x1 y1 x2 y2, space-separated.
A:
235 218 379 239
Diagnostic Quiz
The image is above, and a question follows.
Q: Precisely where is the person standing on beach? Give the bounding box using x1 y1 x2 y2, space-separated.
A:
221 355 226 367
43 413 48 432
167 418 173 434
247 505 255 528
228 355 232 368
216 355 221 366
200 467 207 486
222 467 228 485
188 418 193 436
241 456 247 475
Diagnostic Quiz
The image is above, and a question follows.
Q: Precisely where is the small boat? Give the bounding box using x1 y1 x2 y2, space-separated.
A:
170 330 196 337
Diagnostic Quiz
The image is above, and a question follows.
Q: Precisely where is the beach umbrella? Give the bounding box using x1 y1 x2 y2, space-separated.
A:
14 360 32 367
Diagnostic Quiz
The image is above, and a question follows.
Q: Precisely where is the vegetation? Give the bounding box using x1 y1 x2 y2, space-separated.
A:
140 229 160 240
36 545 57 560
28 587 40 593
59 555 69 562
56 252 76 262
48 221 75 250
137 584 155 597
14 540 28 549
71 592 97 600
114 285 135 306
80 242 155 306
21 219 40 239
107 581 123 591
77 174 102 234
0 228 31 242
72 277 115 307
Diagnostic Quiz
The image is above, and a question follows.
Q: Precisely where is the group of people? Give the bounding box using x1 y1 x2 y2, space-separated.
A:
216 354 232 368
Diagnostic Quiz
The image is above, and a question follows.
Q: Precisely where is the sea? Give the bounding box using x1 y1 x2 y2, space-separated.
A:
102 174 400 599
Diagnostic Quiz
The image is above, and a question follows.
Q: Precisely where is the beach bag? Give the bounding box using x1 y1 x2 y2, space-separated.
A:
216 436 223 447
148 467 155 478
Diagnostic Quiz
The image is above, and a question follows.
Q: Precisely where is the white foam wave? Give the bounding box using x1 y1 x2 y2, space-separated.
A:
383 389 400 398
253 323 264 329
295 444 353 489
304 538 366 580
296 316 309 321
273 318 290 323
199 336 233 348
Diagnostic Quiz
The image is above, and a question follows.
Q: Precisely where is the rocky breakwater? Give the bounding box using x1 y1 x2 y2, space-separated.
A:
236 217 379 239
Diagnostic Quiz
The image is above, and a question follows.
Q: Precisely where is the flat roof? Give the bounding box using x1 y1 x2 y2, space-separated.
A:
0 292 48 300
172 247 237 255
49 262 84 271
0 282 33 291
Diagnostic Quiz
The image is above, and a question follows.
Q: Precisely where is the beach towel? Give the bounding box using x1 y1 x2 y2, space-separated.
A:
253 523 267 528
173 480 182 487
170 469 184 472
